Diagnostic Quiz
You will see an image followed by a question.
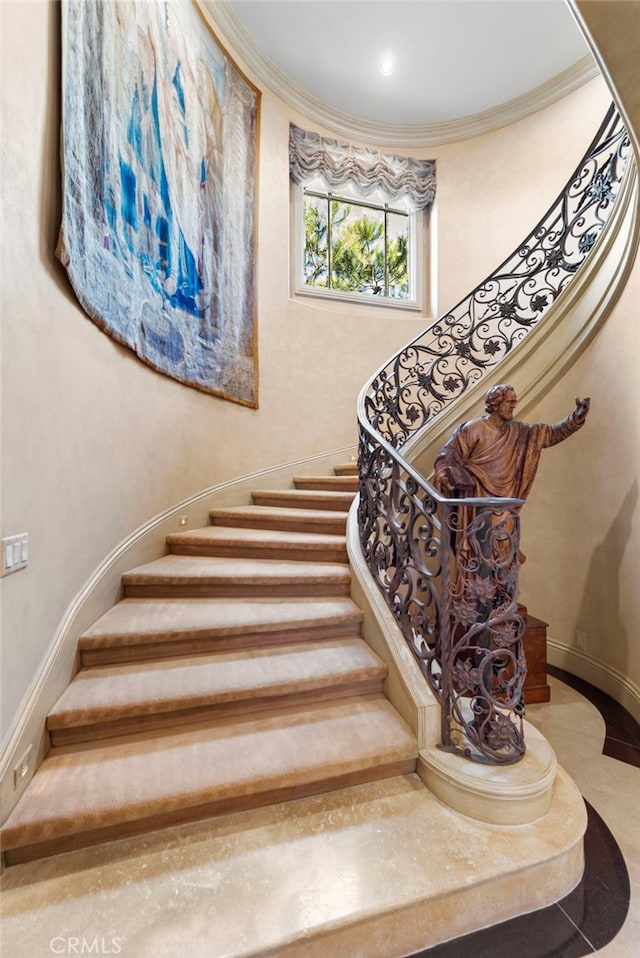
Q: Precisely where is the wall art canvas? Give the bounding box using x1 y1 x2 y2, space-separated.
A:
57 0 260 405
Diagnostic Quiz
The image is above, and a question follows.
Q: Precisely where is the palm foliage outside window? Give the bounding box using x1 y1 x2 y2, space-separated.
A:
289 124 435 309
304 189 410 300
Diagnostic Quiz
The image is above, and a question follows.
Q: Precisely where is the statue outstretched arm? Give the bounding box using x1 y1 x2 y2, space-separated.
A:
543 396 591 447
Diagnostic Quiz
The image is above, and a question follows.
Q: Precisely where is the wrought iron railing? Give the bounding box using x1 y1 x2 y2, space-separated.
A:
357 105 631 764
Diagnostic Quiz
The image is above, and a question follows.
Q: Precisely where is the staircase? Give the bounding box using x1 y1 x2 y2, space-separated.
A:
0 463 417 866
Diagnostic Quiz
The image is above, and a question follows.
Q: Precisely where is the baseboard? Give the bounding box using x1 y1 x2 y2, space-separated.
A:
547 638 640 725
0 444 357 824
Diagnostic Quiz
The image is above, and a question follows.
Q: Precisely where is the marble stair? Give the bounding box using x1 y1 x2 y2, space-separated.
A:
1 463 418 866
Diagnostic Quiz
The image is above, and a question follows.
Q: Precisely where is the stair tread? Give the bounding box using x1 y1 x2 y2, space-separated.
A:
47 639 386 729
2 699 417 850
122 554 351 583
80 597 363 649
167 526 346 548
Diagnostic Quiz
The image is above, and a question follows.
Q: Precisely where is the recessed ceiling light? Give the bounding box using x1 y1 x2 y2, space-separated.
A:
379 55 394 77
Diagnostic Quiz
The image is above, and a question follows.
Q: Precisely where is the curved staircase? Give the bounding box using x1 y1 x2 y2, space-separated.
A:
1 463 417 865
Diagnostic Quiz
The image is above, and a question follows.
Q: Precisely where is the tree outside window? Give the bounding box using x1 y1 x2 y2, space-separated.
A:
303 189 410 301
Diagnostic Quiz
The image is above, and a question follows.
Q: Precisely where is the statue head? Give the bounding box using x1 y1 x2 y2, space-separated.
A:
485 384 517 415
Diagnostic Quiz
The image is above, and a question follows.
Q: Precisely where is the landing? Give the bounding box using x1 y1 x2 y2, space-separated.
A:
1 769 584 958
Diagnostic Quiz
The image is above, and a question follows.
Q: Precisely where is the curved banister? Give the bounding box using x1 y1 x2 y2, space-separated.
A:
357 104 633 765
363 104 630 448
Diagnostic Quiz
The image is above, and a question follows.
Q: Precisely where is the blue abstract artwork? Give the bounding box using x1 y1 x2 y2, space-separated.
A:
57 0 259 405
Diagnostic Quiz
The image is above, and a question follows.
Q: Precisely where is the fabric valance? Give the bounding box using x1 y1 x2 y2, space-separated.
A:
289 124 436 210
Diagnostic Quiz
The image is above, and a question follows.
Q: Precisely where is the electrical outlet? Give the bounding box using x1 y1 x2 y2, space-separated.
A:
576 630 587 651
13 744 33 789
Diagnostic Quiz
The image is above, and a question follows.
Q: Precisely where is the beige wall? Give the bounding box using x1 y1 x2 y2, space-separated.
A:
435 79 612 313
0 1 424 738
0 0 627 739
520 256 640 696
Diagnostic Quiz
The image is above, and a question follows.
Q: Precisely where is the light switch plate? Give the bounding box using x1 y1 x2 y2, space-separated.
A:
1 533 29 576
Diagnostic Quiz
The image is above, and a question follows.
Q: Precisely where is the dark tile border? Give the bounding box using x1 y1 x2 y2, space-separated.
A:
547 665 640 767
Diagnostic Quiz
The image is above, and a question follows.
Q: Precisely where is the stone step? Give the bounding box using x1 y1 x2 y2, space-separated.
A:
294 475 358 492
166 525 347 563
78 597 364 666
209 504 348 534
121 555 351 599
46 638 387 746
252 488 355 512
2 697 417 864
0 770 589 955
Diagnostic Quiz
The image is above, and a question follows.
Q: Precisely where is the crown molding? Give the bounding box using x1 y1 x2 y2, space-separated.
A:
202 1 599 148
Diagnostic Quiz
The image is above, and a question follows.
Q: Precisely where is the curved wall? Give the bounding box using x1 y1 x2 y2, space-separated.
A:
0 0 623 745
519 258 640 717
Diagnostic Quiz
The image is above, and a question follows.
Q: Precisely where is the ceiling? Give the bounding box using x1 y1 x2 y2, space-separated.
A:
228 0 593 127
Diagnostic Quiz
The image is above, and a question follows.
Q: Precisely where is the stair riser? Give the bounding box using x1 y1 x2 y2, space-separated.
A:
123 582 352 599
252 493 354 512
79 622 364 668
333 464 358 476
167 543 348 563
48 681 386 748
209 515 347 534
3 758 416 866
294 479 358 492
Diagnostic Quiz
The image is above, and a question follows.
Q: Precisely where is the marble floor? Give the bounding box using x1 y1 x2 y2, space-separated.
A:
413 668 639 957
1 672 638 958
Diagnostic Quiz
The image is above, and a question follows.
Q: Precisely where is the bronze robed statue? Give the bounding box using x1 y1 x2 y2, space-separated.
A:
428 384 590 761
433 384 591 505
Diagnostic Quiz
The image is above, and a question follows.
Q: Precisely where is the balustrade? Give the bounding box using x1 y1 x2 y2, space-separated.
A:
357 105 631 763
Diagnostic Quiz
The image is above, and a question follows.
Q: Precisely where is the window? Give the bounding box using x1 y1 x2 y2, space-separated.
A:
303 184 411 300
290 125 435 310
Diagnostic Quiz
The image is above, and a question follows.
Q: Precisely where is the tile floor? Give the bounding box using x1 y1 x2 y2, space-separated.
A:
1 671 638 957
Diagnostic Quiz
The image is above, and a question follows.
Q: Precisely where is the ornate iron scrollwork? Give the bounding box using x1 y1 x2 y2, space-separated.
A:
358 425 442 652
358 105 632 764
438 500 526 764
364 106 630 448
359 423 526 764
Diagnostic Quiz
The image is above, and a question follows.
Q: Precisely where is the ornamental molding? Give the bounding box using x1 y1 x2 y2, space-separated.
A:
203 1 599 147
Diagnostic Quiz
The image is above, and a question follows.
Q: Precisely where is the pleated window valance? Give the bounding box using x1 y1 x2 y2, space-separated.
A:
289 124 436 211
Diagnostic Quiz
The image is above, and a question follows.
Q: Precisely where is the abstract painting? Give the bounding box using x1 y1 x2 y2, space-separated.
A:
57 0 260 405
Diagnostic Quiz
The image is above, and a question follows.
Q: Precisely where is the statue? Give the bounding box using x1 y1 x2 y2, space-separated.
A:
431 384 591 756
433 384 590 505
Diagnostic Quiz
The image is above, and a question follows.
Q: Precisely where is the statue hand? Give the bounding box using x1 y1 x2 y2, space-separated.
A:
436 466 457 495
438 465 475 497
574 396 591 423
